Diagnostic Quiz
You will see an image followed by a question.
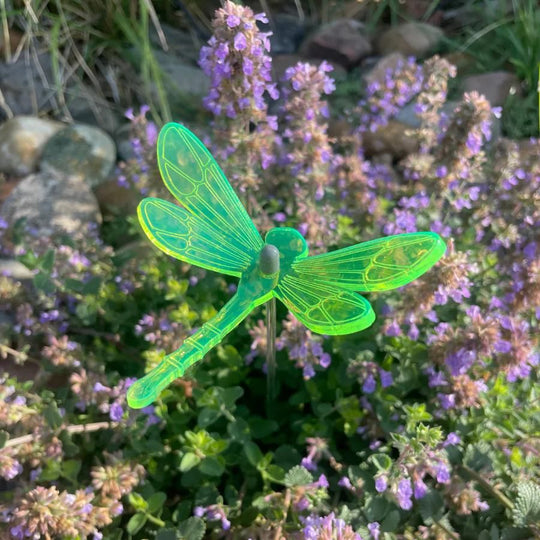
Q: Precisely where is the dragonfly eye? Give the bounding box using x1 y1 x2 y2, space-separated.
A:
259 244 280 276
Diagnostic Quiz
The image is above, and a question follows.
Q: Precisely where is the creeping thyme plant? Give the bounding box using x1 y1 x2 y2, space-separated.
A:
1 2 539 539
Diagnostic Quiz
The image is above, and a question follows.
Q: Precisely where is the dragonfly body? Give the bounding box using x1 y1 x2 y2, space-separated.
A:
127 123 446 409
128 231 304 408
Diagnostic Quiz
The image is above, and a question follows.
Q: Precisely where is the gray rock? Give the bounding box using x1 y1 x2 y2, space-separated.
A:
300 19 372 69
0 52 57 118
0 259 34 280
0 116 63 176
364 53 407 87
114 123 135 162
462 71 520 107
376 23 443 57
0 52 120 135
260 13 306 55
152 50 210 97
0 170 101 237
40 124 116 189
64 83 123 135
149 23 202 64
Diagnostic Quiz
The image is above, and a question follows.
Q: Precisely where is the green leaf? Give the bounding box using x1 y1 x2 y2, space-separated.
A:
147 492 167 514
364 496 389 522
227 419 251 442
381 509 400 532
43 403 63 429
128 492 148 512
82 276 102 295
156 529 178 540
61 459 81 484
33 272 55 293
249 417 279 439
418 490 444 523
369 453 393 471
180 452 201 472
464 442 494 472
512 482 540 527
64 278 84 293
198 407 221 428
265 464 285 483
38 249 55 273
199 456 225 476
244 441 263 467
284 465 313 487
178 517 205 540
39 459 61 481
0 430 8 449
126 513 147 535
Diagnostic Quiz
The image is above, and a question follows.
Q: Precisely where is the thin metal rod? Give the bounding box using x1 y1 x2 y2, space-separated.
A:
266 297 277 408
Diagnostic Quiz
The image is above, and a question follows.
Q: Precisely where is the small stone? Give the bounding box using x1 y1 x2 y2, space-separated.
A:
300 19 372 69
0 52 55 119
0 170 101 238
259 13 306 55
150 50 210 97
0 259 34 280
0 116 63 176
376 22 443 57
40 124 116 189
362 120 419 158
462 71 520 107
94 178 138 217
364 53 407 87
64 83 123 135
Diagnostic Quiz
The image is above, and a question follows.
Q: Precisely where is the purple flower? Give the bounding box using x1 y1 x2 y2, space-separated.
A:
194 506 206 517
375 474 388 493
362 374 376 394
316 474 329 488
234 32 247 51
444 432 461 446
379 369 393 388
226 14 240 27
434 461 451 483
396 478 413 510
413 477 428 499
109 402 123 422
368 522 380 540
338 476 353 489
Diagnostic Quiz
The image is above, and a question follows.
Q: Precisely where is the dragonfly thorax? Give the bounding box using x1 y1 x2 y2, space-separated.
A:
259 244 280 276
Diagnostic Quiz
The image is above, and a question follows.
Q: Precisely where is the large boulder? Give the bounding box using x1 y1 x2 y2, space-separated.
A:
0 116 63 176
40 124 116 189
376 23 443 57
0 170 102 238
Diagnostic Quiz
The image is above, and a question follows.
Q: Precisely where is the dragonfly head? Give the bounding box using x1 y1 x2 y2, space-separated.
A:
265 227 308 271
259 244 280 276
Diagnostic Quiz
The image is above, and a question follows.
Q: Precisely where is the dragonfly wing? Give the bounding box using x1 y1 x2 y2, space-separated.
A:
292 232 446 292
138 198 255 276
158 123 263 259
275 271 375 335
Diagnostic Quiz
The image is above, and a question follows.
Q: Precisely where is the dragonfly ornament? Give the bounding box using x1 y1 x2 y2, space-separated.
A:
127 123 446 409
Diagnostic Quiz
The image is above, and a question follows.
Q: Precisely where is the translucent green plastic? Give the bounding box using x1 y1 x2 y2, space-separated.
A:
126 123 446 409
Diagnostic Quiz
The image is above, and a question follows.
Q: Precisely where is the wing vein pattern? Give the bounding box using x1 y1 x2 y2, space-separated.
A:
158 123 263 267
292 232 446 292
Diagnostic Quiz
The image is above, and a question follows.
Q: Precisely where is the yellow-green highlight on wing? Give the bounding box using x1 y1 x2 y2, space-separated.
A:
292 232 446 292
127 123 447 409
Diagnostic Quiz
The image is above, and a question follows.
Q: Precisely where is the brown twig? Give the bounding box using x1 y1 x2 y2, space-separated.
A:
4 421 117 448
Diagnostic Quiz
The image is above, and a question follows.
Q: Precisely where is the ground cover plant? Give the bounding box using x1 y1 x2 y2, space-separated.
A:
0 1 539 539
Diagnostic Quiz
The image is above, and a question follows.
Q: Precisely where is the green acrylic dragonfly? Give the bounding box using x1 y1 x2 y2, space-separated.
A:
126 122 446 409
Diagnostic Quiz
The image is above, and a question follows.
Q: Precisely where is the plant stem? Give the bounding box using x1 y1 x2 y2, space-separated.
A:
457 464 514 510
434 520 460 540
145 513 165 527
266 296 277 412
5 421 117 448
